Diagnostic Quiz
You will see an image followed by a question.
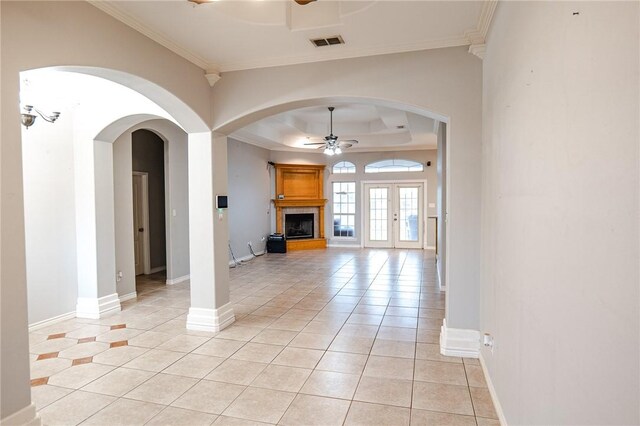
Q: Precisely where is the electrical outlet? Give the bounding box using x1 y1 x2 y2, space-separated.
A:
116 271 123 282
261 236 266 242
483 333 494 354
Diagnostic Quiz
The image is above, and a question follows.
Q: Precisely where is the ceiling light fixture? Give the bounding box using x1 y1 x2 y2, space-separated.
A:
304 107 359 156
21 105 61 129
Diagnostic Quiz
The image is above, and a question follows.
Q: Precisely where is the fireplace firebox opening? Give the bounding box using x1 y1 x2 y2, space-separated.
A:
285 213 314 240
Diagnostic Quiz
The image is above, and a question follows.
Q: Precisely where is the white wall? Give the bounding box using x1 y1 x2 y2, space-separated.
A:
269 149 437 247
113 119 190 297
22 104 78 324
227 138 272 260
481 2 639 424
212 47 482 331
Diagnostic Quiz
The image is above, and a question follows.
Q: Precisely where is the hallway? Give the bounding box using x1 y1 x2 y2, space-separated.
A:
28 248 497 425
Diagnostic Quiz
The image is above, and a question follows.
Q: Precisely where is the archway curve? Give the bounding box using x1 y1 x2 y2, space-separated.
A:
50 66 209 133
213 96 449 135
94 114 173 143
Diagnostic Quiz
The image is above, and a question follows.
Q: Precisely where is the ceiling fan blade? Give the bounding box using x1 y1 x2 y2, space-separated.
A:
304 143 326 146
339 139 359 144
294 0 316 4
339 143 354 149
187 0 210 4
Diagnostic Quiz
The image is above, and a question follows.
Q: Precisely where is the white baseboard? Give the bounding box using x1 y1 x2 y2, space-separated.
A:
440 319 480 358
0 403 41 426
76 293 122 319
119 291 138 302
148 266 166 274
166 274 190 285
479 352 508 425
28 311 76 332
327 243 361 248
186 303 235 332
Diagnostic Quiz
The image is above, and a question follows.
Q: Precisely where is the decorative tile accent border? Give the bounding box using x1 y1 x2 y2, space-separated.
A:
47 333 66 340
72 357 93 366
110 340 128 348
36 352 59 361
31 377 48 387
110 324 126 330
78 337 96 344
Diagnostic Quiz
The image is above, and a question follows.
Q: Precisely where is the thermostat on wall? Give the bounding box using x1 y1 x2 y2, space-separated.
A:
216 195 228 209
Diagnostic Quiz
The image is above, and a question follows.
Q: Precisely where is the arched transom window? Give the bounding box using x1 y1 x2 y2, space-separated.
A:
332 161 356 174
364 159 424 173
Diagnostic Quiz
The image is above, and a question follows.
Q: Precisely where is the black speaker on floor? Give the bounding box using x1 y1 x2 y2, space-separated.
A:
266 233 287 253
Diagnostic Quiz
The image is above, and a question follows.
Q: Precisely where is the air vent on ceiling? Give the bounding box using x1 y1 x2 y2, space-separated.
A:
310 35 345 47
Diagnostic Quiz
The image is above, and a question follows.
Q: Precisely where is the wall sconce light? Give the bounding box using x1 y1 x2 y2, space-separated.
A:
21 105 61 129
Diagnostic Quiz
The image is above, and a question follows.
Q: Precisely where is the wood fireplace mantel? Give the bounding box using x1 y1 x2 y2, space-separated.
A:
273 164 327 250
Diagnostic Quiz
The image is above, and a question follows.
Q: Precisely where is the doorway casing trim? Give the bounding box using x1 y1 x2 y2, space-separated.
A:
133 171 152 275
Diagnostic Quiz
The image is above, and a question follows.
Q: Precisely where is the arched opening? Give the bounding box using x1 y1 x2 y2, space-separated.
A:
20 68 200 328
218 97 446 260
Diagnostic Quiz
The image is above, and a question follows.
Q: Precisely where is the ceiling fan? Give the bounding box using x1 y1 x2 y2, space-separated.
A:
304 107 358 156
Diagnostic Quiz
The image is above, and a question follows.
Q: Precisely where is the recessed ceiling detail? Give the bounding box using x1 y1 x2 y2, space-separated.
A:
90 1 496 72
230 103 439 153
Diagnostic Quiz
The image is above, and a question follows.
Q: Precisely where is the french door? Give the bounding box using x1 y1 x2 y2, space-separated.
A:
364 183 424 249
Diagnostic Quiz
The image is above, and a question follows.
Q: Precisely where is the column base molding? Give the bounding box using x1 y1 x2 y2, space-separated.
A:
440 319 480 358
76 293 121 319
0 403 41 426
186 303 235 332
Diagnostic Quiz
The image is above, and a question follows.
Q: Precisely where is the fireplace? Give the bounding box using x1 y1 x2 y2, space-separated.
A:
285 213 314 240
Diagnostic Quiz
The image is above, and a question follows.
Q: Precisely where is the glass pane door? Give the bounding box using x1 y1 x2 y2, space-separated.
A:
364 182 424 249
394 185 423 249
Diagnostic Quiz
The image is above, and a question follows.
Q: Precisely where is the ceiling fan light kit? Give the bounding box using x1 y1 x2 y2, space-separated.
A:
305 106 359 156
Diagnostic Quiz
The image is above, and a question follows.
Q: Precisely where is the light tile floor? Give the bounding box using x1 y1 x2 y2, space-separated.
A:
28 248 498 425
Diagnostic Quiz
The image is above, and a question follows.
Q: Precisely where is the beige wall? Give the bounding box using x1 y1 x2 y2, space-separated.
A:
213 47 483 333
481 2 639 423
0 2 210 419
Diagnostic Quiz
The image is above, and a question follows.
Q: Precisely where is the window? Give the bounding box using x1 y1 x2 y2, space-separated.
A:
364 159 424 173
332 181 356 238
332 161 356 174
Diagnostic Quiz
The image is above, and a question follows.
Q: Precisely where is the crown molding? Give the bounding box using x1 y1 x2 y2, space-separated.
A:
468 44 486 59
88 1 215 71
464 1 497 60
205 72 221 87
478 0 499 40
88 0 496 72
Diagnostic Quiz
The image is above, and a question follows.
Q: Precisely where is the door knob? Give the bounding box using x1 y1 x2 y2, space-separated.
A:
138 228 144 232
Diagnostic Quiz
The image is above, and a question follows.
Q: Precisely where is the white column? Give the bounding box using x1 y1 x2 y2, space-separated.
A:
187 132 234 332
73 132 120 318
1 64 41 424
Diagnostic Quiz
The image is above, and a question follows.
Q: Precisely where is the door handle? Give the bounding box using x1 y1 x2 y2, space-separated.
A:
138 228 144 232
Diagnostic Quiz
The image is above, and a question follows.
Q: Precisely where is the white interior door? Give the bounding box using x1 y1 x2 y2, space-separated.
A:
132 173 146 276
364 182 424 249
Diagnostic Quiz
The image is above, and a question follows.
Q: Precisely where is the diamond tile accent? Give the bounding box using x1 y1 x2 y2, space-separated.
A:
72 357 93 366
37 352 59 361
110 324 127 330
78 337 97 344
31 377 49 387
48 333 66 340
110 340 128 348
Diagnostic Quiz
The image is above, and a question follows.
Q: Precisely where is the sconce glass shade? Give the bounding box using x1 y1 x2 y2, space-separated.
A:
21 113 36 129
